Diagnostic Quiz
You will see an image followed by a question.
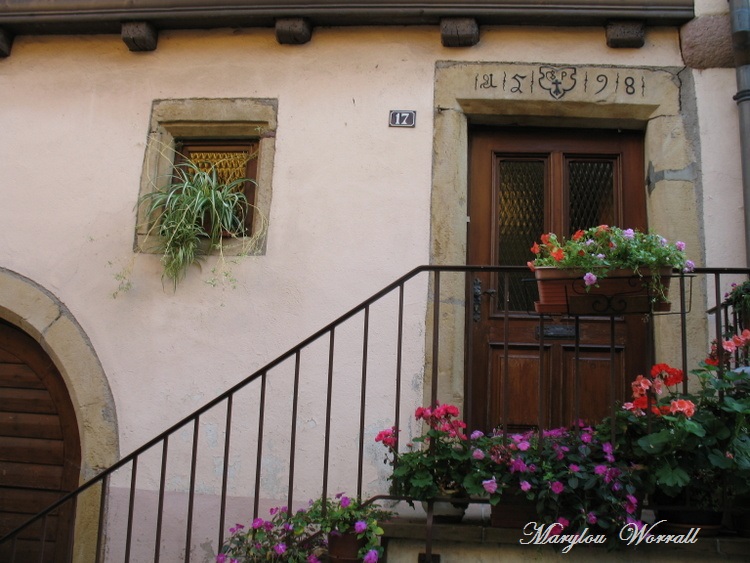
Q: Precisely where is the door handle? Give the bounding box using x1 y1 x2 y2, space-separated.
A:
473 278 496 322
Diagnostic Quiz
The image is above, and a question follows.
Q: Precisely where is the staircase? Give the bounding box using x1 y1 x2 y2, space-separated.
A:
1 265 748 562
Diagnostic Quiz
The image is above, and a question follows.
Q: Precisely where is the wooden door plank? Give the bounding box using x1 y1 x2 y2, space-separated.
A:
0 436 65 465
0 364 44 388
0 412 63 439
0 488 62 514
0 461 63 490
0 388 56 414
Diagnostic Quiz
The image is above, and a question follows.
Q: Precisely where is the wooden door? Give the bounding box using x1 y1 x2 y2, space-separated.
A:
467 127 649 433
0 320 80 562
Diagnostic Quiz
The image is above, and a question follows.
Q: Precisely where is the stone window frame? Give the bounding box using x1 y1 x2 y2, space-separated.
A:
426 61 705 412
136 98 277 255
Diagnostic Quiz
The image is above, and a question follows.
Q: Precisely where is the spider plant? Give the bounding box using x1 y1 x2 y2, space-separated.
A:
138 158 255 288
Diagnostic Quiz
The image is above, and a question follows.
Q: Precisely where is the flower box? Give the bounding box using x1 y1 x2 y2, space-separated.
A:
534 266 673 315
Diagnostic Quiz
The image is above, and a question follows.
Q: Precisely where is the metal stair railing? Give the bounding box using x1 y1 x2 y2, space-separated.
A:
1 265 747 562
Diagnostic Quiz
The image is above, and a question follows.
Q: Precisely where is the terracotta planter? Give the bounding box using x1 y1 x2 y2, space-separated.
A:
534 266 672 315
327 531 366 563
656 507 723 537
490 493 538 529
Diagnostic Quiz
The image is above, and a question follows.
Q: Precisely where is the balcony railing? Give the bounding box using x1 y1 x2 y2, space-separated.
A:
1 265 748 562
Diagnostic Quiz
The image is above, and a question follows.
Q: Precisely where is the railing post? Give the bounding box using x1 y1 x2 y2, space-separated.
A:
357 305 370 498
219 396 233 551
431 270 440 406
124 457 138 563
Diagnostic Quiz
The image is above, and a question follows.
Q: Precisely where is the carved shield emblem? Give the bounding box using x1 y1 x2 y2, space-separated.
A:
539 66 577 100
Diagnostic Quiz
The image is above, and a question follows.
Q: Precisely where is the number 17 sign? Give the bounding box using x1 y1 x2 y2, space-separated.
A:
389 110 416 128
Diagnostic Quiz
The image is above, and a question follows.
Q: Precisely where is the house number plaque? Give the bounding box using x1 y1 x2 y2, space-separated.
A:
389 110 416 127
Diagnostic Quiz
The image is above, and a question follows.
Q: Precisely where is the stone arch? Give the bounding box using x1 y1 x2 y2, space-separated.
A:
0 267 118 559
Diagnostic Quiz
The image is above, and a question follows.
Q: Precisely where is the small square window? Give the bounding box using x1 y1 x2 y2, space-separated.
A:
174 140 259 235
137 98 277 259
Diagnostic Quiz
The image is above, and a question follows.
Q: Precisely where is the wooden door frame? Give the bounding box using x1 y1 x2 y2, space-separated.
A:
465 126 648 432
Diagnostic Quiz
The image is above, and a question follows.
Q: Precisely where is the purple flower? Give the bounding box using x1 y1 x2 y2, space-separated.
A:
510 434 530 450
482 478 498 494
583 272 597 286
228 523 244 534
363 549 379 563
307 556 322 563
550 481 564 494
623 228 635 239
580 432 592 444
274 543 286 555
568 464 580 472
472 448 485 460
520 480 531 492
676 240 686 251
251 518 264 529
354 520 367 534
684 260 695 272
216 555 227 563
340 496 351 508
470 430 484 440
587 512 598 524
594 464 607 475
509 457 527 473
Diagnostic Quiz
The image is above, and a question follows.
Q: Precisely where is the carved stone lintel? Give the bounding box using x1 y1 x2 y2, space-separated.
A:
275 18 312 45
0 28 13 58
440 17 479 48
121 22 158 52
606 20 645 49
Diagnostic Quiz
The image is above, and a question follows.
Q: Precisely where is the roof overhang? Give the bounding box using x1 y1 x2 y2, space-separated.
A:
0 1 695 35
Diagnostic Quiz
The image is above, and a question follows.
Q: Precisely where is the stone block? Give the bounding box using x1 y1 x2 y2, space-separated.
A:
121 22 158 52
606 20 646 48
276 18 312 44
680 15 734 69
440 18 479 48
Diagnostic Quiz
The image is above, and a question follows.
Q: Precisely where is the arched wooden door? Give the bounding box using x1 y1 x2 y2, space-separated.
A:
467 127 649 433
0 320 81 562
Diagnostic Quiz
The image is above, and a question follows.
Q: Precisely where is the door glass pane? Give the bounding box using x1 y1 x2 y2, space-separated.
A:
568 159 614 231
496 159 544 311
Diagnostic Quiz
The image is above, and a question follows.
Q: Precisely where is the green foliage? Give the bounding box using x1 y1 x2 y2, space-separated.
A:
377 406 641 537
306 494 390 560
723 280 750 328
601 354 750 509
529 225 692 300
138 157 263 289
376 404 473 503
218 495 390 563
217 505 323 562
468 425 642 534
